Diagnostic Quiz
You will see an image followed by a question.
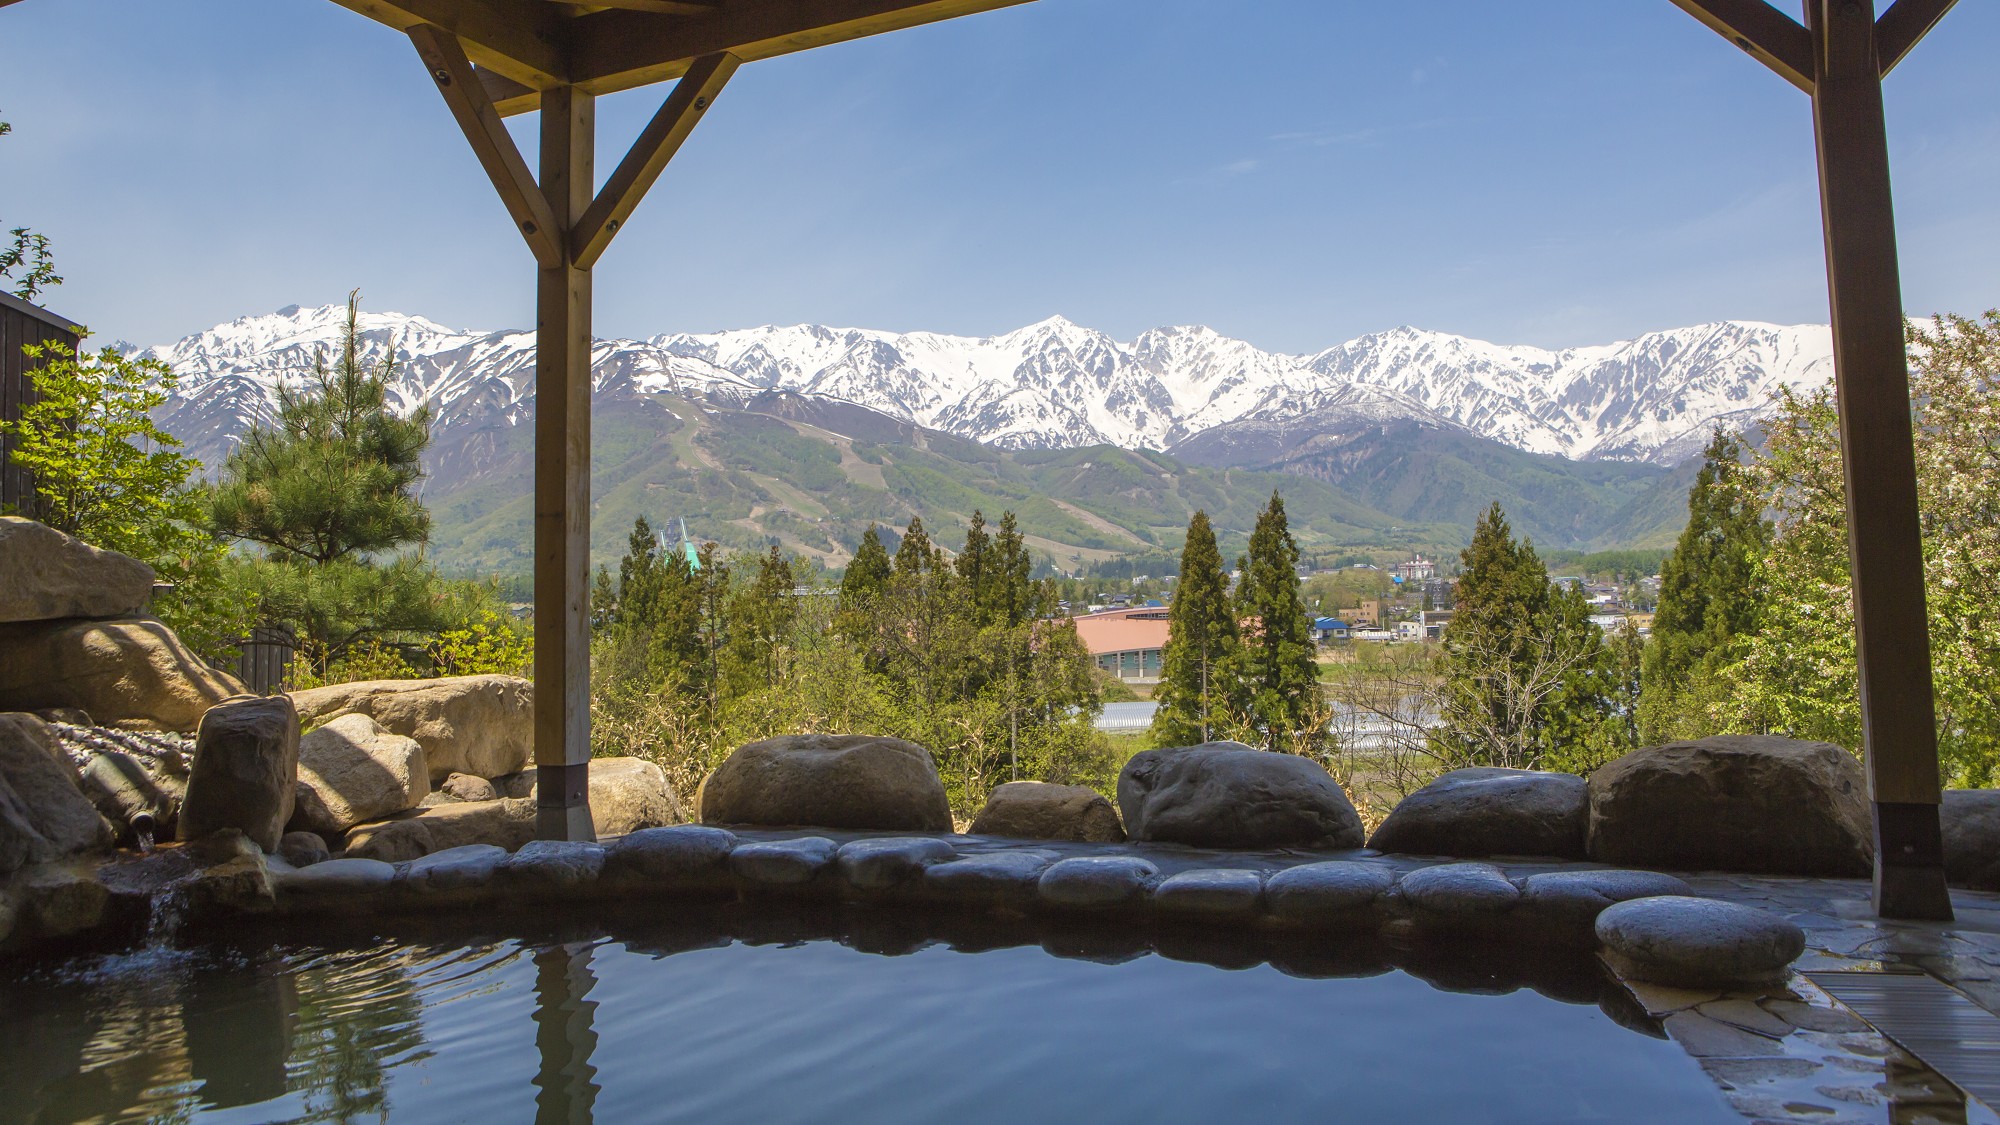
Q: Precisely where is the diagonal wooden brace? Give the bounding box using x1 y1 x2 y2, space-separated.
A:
571 52 740 270
1875 0 1958 77
1667 0 1816 94
410 23 565 268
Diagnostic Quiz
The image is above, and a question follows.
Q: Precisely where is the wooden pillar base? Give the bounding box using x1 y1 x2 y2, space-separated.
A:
536 763 596 843
1873 802 1952 920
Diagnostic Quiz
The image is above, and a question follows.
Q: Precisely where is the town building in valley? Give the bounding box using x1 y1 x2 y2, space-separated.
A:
1072 606 1172 684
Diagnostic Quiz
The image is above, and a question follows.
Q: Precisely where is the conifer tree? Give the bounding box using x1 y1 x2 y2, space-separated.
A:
991 511 1033 628
958 509 993 622
1152 510 1242 746
726 545 796 693
893 516 938 576
1638 430 1769 743
206 292 451 665
210 292 432 564
841 524 893 604
1235 492 1322 753
1433 503 1615 771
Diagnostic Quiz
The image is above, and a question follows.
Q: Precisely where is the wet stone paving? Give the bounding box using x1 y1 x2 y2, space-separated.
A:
1654 872 2000 1125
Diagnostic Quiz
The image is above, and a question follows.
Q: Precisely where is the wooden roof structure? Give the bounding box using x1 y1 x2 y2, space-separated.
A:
1 0 1965 919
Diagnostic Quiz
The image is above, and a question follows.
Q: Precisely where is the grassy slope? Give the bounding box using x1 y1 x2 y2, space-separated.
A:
421 394 1469 575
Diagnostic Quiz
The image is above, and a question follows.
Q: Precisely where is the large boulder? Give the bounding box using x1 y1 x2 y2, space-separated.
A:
293 713 430 838
0 517 156 623
1117 742 1365 850
1596 897 1806 988
970 781 1124 842
1369 768 1588 859
1587 735 1872 876
574 757 683 837
0 713 115 876
0 616 246 732
180 695 300 852
342 798 536 862
1942 790 2000 889
698 734 952 832
289 675 532 782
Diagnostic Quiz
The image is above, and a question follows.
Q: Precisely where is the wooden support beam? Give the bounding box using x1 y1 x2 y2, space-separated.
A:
560 0 1032 103
1666 0 1816 94
558 0 722 13
1876 0 1958 76
1807 0 1951 920
571 52 738 269
533 85 598 842
477 66 541 115
410 26 564 267
329 0 570 87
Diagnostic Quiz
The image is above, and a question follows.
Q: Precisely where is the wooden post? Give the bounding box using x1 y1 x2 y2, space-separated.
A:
1807 0 1951 920
535 84 598 842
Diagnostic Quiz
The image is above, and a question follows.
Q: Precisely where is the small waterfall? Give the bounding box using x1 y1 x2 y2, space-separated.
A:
144 881 191 949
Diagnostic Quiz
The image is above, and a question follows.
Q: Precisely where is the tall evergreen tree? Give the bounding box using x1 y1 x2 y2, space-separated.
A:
990 511 1033 628
1235 492 1322 753
958 509 993 622
1433 503 1616 771
210 291 432 564
841 524 893 604
1638 430 1770 743
838 524 894 671
893 516 938 576
206 292 453 666
1152 510 1243 745
726 546 797 693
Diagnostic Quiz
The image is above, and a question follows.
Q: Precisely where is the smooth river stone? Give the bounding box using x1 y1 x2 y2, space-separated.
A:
1037 856 1159 910
730 837 837 886
605 825 737 887
503 840 606 889
836 837 957 891
1398 862 1521 917
1520 869 1695 929
1264 861 1394 924
1596 896 1807 987
922 851 1057 907
401 844 507 892
280 857 396 895
1150 869 1265 918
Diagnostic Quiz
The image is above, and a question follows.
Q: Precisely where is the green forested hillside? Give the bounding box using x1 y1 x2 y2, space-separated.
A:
1184 420 1687 552
421 392 1466 575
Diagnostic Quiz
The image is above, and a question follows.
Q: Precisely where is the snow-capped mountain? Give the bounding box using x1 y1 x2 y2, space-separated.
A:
134 304 1834 470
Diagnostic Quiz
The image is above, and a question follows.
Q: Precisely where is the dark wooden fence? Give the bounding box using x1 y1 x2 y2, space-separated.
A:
0 291 84 518
234 624 297 695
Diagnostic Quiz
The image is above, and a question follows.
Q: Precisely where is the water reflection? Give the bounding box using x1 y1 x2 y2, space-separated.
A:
532 943 600 1125
0 904 1972 1124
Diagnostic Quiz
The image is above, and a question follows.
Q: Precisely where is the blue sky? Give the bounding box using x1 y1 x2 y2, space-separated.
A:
2 0 1995 353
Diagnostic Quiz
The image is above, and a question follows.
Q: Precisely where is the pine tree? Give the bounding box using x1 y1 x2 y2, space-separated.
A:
1638 429 1769 743
841 524 893 604
1433 503 1615 771
210 291 432 564
991 511 1033 628
1152 510 1243 746
206 292 449 666
725 545 797 693
893 516 938 577
1235 491 1322 753
958 509 993 623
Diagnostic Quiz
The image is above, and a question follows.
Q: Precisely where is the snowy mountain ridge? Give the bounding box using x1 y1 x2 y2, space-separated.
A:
135 304 1836 468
